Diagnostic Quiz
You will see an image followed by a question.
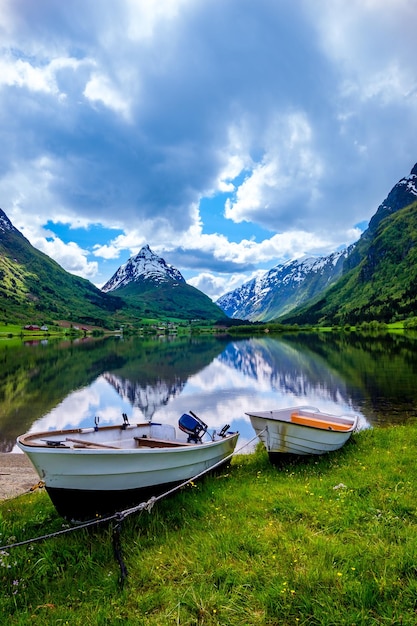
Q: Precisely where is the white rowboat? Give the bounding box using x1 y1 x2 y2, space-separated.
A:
246 406 357 463
17 413 239 521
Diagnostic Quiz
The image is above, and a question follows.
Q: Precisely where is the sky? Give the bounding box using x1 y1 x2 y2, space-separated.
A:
0 0 416 301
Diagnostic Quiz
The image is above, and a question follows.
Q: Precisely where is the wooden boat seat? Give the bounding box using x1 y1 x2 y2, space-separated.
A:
290 413 352 431
134 437 194 448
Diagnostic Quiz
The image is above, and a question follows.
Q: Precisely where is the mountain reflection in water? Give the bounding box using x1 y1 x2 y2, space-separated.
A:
2 331 417 453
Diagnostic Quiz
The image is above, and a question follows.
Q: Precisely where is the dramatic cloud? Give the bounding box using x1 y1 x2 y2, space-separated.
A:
0 0 416 296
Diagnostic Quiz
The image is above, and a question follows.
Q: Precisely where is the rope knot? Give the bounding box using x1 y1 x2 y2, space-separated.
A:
144 496 156 513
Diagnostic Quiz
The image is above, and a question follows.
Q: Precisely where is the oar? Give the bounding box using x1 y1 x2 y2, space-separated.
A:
65 437 120 449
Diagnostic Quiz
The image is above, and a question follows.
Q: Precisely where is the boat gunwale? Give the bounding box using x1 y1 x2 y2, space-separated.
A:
17 422 153 448
17 427 239 453
246 406 358 433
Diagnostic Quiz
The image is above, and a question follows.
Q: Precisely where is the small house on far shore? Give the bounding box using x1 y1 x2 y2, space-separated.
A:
24 324 48 331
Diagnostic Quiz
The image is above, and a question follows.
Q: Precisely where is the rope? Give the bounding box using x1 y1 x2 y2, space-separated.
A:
113 430 264 520
0 430 263 583
0 511 119 551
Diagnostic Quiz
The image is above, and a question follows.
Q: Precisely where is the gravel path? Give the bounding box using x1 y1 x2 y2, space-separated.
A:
0 453 39 501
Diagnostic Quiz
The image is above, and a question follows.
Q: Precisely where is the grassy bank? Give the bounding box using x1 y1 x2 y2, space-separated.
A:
1 424 417 625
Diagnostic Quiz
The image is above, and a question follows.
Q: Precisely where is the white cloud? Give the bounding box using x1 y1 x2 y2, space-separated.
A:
7 209 99 282
0 53 90 99
0 0 416 296
35 236 98 280
224 112 324 229
188 270 265 301
1 157 57 223
0 157 99 280
216 122 254 194
188 273 231 301
341 63 417 105
84 71 132 119
125 0 191 41
308 0 417 106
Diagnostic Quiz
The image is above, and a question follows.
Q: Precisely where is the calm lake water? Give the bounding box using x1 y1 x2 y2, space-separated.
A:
1 331 417 454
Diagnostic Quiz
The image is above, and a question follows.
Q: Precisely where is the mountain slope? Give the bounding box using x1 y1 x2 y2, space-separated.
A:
0 209 123 327
217 163 417 325
281 199 417 325
345 163 417 273
217 249 352 322
280 164 417 325
0 211 227 325
102 245 228 322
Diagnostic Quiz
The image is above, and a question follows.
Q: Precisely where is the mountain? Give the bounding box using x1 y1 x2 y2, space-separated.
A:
0 208 123 327
3 161 416 329
344 163 417 273
102 245 227 322
217 163 417 325
366 163 417 234
0 212 227 325
102 245 184 292
281 164 417 325
217 249 352 322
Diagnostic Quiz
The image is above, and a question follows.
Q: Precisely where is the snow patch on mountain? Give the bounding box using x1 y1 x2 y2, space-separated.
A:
403 176 417 196
217 249 351 321
0 209 16 234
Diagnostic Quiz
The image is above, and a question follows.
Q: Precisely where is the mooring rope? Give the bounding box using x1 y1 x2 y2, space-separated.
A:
0 431 262 552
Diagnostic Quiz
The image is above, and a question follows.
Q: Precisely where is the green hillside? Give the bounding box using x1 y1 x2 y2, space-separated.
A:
110 279 228 323
0 210 227 327
281 200 417 325
0 223 126 328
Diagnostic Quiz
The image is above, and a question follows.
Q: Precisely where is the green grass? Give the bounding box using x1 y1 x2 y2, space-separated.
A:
1 425 417 624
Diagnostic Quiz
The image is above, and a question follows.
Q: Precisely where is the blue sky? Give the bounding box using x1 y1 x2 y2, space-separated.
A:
0 0 416 300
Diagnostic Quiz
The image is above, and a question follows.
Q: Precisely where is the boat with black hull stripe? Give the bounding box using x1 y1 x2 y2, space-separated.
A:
17 412 239 521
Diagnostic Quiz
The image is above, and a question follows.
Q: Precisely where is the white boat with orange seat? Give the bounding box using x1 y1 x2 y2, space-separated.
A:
17 412 239 521
246 406 358 463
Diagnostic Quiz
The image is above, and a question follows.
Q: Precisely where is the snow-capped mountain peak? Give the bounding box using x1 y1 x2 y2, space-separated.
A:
367 163 417 234
217 249 352 322
0 208 17 234
102 244 185 292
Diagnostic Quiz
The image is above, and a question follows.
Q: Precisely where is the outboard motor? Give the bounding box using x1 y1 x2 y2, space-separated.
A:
179 411 208 443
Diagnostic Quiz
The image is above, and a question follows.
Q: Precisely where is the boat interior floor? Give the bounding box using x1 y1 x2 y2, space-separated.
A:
134 436 194 448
